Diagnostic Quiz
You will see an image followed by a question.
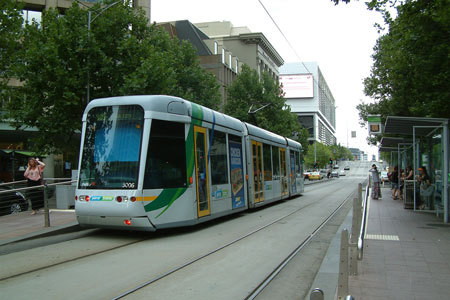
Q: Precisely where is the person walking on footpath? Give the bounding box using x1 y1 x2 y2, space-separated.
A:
369 164 381 199
391 165 400 200
24 157 46 215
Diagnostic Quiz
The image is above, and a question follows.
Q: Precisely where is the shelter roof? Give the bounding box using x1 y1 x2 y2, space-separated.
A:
384 116 448 136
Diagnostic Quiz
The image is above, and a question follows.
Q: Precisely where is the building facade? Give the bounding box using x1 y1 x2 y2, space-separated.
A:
279 62 337 146
194 21 284 81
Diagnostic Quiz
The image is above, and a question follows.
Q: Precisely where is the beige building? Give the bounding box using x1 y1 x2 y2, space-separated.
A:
195 21 284 80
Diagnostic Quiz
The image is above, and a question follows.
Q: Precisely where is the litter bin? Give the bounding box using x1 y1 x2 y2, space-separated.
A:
403 180 415 209
56 185 76 209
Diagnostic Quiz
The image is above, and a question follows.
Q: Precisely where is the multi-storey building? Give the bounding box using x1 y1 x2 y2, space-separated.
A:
194 21 284 81
279 62 337 146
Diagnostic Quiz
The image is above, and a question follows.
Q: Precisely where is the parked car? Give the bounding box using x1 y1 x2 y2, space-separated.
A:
0 186 29 216
303 171 312 180
380 171 389 183
339 170 346 176
309 171 323 180
331 170 340 178
344 166 350 170
333 164 339 169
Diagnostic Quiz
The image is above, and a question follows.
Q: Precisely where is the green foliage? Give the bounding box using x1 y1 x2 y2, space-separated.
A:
304 142 353 169
225 65 305 145
0 0 23 89
2 1 220 154
357 0 450 144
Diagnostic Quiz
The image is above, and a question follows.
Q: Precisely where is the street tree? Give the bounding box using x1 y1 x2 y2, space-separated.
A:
304 143 333 169
0 0 23 93
3 1 220 154
332 0 450 144
225 64 308 147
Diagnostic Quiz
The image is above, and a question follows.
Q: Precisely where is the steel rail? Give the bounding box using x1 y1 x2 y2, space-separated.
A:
244 186 359 300
110 201 316 300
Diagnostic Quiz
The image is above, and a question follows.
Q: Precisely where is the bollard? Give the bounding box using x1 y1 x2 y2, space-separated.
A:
44 185 50 227
337 229 349 300
310 288 324 300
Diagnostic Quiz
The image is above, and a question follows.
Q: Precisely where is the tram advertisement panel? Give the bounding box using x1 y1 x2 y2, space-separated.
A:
229 141 245 209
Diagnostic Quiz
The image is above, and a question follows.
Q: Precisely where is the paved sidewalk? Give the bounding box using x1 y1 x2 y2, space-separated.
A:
349 186 450 300
0 209 79 246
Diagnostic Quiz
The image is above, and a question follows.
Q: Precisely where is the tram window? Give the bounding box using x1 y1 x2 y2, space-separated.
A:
228 134 242 143
78 105 144 190
272 146 280 176
263 144 272 181
210 130 228 185
144 120 187 189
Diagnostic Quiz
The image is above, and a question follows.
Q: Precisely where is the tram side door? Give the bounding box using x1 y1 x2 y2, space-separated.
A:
280 148 288 196
290 152 297 194
252 141 264 203
194 126 210 217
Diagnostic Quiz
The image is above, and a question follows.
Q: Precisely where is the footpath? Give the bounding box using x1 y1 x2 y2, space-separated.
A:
348 186 450 299
310 184 450 300
0 209 79 246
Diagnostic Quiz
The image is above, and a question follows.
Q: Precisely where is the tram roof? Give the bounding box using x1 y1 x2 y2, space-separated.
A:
84 95 243 130
286 138 302 151
245 123 286 145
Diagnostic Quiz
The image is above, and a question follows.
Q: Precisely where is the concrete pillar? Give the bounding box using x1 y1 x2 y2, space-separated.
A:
46 0 57 10
134 0 151 24
43 154 55 179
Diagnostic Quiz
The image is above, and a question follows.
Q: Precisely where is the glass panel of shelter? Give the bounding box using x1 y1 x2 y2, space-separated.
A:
413 126 444 213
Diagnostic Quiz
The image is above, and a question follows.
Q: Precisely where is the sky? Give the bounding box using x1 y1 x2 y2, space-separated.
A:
151 0 385 159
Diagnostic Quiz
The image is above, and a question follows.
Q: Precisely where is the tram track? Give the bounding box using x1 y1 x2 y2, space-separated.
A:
0 234 151 281
110 179 364 300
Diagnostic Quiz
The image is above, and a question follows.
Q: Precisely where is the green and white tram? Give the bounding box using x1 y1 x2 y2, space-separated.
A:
75 95 304 231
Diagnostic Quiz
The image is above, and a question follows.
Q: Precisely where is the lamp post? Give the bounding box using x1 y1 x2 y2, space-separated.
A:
75 0 121 103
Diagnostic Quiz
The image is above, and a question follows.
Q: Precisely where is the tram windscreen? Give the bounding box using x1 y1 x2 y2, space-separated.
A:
78 105 144 189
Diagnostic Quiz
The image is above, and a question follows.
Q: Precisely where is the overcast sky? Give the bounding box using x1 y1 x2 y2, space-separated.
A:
151 0 385 158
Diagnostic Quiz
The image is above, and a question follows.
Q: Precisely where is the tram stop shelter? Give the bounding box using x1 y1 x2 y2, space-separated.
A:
379 116 449 223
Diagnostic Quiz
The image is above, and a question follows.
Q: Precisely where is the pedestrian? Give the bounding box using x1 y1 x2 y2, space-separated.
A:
417 166 432 209
369 164 381 199
24 157 45 215
391 166 400 200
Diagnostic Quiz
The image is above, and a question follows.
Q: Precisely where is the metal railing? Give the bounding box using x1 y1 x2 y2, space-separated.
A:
0 178 76 227
310 176 371 300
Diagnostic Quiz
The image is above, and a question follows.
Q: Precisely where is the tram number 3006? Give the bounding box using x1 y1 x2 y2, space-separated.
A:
122 182 135 188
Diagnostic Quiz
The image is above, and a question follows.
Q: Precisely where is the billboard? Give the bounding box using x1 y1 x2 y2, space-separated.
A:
280 74 314 98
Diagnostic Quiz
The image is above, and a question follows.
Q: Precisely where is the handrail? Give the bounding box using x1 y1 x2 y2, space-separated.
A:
357 178 370 260
0 180 77 195
0 178 72 187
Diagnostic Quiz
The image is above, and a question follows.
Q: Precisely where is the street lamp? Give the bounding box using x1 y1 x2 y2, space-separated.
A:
75 0 121 103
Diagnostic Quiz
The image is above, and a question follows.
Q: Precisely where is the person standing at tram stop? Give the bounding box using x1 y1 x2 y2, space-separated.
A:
24 157 46 215
369 164 381 200
391 165 400 200
400 165 414 200
417 166 431 209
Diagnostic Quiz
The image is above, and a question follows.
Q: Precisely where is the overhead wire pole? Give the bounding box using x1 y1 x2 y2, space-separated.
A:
74 0 121 103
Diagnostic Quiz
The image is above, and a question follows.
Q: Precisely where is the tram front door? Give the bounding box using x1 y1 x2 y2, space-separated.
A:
252 141 264 203
194 126 210 217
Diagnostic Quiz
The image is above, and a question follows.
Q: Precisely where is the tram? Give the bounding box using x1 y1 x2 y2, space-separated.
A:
75 95 304 231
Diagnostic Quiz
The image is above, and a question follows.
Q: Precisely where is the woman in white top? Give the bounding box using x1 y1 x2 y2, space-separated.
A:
24 158 46 215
